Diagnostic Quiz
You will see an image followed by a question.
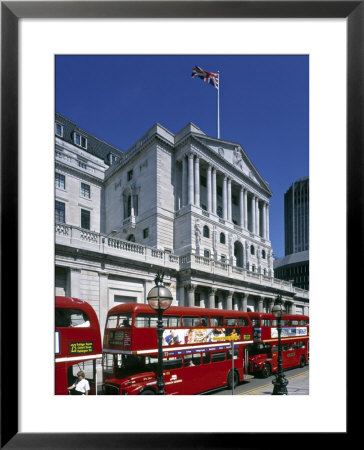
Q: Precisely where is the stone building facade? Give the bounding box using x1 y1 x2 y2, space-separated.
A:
55 113 309 337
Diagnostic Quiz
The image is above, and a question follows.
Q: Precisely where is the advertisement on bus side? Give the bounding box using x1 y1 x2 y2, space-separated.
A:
162 327 248 346
271 327 307 338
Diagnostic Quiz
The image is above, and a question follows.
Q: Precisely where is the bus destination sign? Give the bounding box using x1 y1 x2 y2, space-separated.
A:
70 341 94 355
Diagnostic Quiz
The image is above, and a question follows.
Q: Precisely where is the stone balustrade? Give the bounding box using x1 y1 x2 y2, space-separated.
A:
55 223 309 300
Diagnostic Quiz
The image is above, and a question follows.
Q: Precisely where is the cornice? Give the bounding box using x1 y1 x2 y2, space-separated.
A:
55 160 104 186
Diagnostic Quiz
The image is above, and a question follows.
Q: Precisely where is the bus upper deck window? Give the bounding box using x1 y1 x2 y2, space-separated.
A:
163 316 181 327
210 317 223 327
225 318 238 326
183 317 201 327
238 317 249 326
56 308 90 327
107 315 118 328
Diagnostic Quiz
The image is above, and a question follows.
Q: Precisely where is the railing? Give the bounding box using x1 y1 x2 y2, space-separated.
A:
55 223 309 299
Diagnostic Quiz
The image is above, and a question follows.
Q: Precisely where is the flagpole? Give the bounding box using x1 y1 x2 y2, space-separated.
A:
217 71 220 139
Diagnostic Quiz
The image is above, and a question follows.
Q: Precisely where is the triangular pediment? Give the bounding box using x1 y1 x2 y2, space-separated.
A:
192 135 271 194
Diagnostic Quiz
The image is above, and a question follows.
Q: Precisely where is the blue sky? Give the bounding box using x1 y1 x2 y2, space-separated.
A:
56 55 309 259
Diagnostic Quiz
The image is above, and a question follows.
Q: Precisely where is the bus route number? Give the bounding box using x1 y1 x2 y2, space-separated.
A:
70 342 94 354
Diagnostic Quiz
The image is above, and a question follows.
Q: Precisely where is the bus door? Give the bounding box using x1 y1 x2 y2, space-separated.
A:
244 347 250 374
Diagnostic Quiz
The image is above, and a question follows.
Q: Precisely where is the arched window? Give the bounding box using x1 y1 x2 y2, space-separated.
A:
250 245 255 255
262 250 266 259
127 234 135 242
203 225 210 238
220 232 225 244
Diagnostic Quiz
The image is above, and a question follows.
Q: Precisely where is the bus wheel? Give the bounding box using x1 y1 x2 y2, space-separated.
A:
299 356 306 368
227 370 239 389
261 363 271 378
139 389 155 395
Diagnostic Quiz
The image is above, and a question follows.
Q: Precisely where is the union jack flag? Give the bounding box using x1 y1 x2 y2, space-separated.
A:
191 66 219 90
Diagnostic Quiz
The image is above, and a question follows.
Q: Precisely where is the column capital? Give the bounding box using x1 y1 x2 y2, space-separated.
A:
208 287 218 295
184 282 197 292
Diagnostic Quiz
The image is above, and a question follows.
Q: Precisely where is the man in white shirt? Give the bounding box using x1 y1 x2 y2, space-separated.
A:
67 371 90 395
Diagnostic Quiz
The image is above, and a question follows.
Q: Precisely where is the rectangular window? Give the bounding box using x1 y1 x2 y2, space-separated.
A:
143 228 149 239
238 317 249 326
55 173 65 190
78 161 87 169
55 123 63 137
210 316 224 327
227 349 239 360
211 352 226 363
74 132 87 149
81 209 90 230
81 182 91 199
134 314 159 328
203 249 210 258
162 316 181 327
163 357 182 370
225 318 238 326
182 316 201 327
55 201 65 223
194 293 201 307
127 169 133 181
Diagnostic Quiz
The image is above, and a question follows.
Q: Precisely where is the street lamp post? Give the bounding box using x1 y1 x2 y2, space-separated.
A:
271 295 288 395
147 271 173 395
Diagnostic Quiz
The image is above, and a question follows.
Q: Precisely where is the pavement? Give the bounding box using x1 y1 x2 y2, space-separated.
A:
240 369 309 395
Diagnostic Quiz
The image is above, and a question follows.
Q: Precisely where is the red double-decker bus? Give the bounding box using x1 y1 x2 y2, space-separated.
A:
247 312 309 378
55 296 102 395
102 303 253 395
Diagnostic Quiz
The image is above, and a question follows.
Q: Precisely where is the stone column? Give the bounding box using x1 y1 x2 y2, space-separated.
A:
233 295 239 311
131 191 135 217
185 283 196 308
241 293 248 312
194 155 200 207
262 202 266 239
207 165 212 213
99 273 109 341
217 293 223 310
291 301 296 315
251 196 256 234
223 176 228 220
266 204 270 240
226 290 233 310
188 153 194 205
182 155 187 207
208 287 217 309
244 189 248 229
227 178 232 222
68 268 81 298
255 198 260 236
212 167 217 215
257 296 263 312
240 187 244 227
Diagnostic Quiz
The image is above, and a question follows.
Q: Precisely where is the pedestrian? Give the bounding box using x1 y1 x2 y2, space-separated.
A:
67 371 90 395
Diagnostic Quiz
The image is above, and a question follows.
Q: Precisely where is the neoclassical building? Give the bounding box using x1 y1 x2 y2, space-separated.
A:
55 113 309 336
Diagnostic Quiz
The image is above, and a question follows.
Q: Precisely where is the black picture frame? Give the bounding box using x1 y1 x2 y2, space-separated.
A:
1 1 356 447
